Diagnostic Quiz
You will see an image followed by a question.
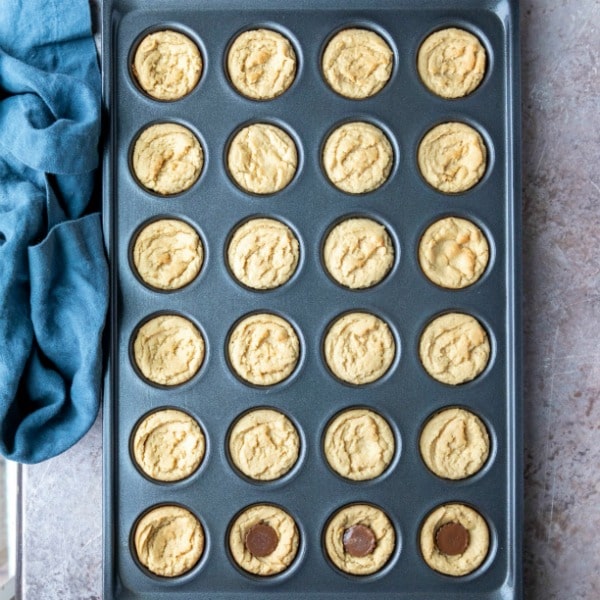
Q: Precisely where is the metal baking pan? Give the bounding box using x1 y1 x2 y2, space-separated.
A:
102 0 522 598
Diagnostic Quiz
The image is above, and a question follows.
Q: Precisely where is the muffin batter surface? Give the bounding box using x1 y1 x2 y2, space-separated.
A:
420 407 489 479
228 313 299 386
134 314 205 386
324 504 395 575
419 216 489 289
419 312 490 385
228 123 297 194
420 503 489 576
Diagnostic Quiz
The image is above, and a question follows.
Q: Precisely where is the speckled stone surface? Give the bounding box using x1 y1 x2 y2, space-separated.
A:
521 0 600 597
17 0 600 598
18 413 103 599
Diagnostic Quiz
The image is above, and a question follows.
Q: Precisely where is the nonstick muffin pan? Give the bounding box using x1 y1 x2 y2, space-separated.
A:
102 0 522 597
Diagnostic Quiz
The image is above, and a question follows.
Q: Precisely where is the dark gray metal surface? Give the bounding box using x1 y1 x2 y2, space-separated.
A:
102 1 521 598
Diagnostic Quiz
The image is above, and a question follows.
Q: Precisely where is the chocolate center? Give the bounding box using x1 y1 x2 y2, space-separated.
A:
245 522 279 557
435 522 470 556
343 524 377 557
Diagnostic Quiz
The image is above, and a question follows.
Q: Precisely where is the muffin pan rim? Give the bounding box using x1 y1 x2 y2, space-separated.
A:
103 1 522 597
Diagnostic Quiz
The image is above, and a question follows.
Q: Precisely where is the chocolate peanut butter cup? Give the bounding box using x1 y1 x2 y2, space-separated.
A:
245 523 280 557
343 524 377 557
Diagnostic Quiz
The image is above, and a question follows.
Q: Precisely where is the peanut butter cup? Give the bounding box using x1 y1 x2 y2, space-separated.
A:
343 524 377 557
435 522 470 555
245 523 279 557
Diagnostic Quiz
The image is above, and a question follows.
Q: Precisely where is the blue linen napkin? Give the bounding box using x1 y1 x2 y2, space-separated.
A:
0 0 108 463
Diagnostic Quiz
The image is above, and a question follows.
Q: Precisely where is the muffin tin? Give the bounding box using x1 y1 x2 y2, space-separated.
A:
102 0 522 597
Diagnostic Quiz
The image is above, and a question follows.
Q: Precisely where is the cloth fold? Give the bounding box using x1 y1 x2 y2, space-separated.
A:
0 0 107 463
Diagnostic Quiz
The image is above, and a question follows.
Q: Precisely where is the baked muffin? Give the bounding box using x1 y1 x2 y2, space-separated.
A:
227 28 296 99
132 30 202 100
323 121 393 194
229 408 300 480
324 504 395 575
420 503 489 576
227 218 299 289
418 28 486 99
420 407 490 479
228 504 300 576
419 312 490 385
228 313 299 386
227 123 297 194
324 312 395 385
418 216 489 289
418 122 486 193
324 408 394 480
133 314 205 386
132 122 203 195
134 505 204 577
132 219 203 290
132 409 205 482
323 217 394 289
322 28 393 99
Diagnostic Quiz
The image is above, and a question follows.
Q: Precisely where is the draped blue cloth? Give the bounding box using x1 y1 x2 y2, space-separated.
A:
0 0 107 463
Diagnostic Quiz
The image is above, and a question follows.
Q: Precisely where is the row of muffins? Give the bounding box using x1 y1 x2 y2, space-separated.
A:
132 310 491 388
133 406 490 484
133 215 490 292
133 500 490 579
131 119 488 196
132 26 487 102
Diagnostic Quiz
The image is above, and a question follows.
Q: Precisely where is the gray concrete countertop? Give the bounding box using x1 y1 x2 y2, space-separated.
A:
16 0 600 598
